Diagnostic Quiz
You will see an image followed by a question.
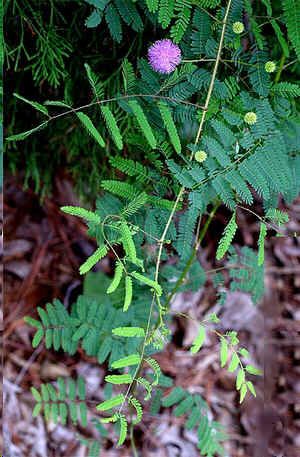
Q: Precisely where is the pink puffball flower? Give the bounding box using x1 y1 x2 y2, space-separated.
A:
148 39 182 74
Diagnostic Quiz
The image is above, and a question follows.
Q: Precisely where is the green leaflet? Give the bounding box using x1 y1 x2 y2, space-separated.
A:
190 325 206 354
228 352 240 372
158 102 181 154
257 222 267 266
117 414 128 446
61 206 101 224
111 353 141 369
145 357 161 385
79 245 108 275
76 111 105 148
120 221 137 263
6 122 48 142
84 63 104 99
216 212 237 260
101 105 123 150
121 192 148 218
158 0 175 28
13 93 49 115
105 374 133 384
96 394 125 411
112 327 145 337
128 100 157 149
128 396 143 424
107 262 124 294
123 276 133 311
131 271 162 296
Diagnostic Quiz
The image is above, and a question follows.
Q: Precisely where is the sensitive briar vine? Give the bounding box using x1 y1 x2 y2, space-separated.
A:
7 0 300 454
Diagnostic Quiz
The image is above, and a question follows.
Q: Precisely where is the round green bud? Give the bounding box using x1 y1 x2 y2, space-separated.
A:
232 21 244 34
264 61 276 73
195 150 207 163
244 111 257 125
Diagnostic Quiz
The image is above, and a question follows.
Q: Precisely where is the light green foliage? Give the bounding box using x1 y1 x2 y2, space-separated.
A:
97 394 125 411
128 396 143 424
79 245 108 275
112 327 145 337
76 112 105 148
61 206 101 224
161 388 226 455
190 325 206 354
218 332 262 403
105 374 133 384
107 262 124 294
145 358 161 385
123 276 133 311
101 105 123 150
158 101 181 153
131 271 162 296
128 100 157 148
111 353 141 369
258 222 267 266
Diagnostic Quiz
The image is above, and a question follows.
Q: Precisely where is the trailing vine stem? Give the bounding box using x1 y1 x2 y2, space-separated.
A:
117 0 233 415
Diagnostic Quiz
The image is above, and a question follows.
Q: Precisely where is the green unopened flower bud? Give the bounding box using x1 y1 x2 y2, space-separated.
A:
244 112 257 125
195 150 207 163
264 61 276 73
232 21 244 34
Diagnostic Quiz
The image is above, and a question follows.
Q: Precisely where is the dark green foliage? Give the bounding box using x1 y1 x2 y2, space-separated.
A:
161 388 226 456
31 377 88 426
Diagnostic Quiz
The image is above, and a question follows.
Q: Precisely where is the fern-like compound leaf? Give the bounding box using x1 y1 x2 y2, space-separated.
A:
283 0 300 60
162 387 187 407
84 63 104 100
120 221 137 263
105 374 133 385
158 102 181 154
13 93 49 115
96 394 125 411
112 327 145 337
111 353 141 369
216 212 238 260
123 276 133 312
76 112 105 148
128 100 157 149
145 357 161 385
101 105 123 150
79 245 108 275
257 222 267 266
158 0 175 28
107 262 124 294
136 377 152 400
128 396 143 424
131 271 162 296
61 206 101 224
116 413 128 446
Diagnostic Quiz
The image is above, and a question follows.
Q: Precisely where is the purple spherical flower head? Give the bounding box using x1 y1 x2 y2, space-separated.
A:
148 39 181 74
